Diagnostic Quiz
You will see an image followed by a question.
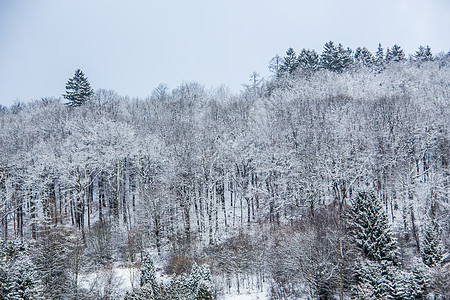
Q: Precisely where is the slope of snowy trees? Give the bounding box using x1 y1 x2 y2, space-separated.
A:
0 43 449 299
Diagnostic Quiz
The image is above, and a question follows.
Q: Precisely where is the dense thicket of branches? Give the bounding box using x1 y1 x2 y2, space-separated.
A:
0 44 449 299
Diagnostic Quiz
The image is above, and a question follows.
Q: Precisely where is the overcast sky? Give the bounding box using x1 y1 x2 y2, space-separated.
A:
0 0 449 107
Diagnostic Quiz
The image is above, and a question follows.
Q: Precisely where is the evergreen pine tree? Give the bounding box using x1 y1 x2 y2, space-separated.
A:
0 240 44 300
374 43 384 68
350 191 398 263
130 259 214 300
297 48 320 74
124 285 154 300
354 47 374 67
280 48 298 75
7 253 44 300
139 253 161 298
410 266 429 299
140 253 156 287
353 261 396 299
421 221 444 267
185 263 213 300
348 191 430 299
321 41 338 71
385 44 406 63
353 260 429 299
196 264 213 300
168 274 194 299
188 263 202 296
414 45 433 62
124 253 160 299
63 69 94 107
320 41 353 72
37 229 74 299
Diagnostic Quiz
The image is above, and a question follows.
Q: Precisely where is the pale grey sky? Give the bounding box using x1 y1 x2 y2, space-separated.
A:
0 0 449 107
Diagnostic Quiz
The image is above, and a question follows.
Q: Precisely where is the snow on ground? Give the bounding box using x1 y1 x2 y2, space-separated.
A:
78 265 136 297
80 254 270 299
220 283 269 300
222 291 268 300
114 266 137 291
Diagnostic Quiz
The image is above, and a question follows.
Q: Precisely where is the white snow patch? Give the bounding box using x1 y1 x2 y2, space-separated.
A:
222 290 268 300
78 265 138 298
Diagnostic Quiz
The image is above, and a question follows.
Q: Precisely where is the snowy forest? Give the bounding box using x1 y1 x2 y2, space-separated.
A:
0 42 449 299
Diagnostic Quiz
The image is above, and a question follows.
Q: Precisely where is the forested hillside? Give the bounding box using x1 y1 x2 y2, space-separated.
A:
0 43 449 299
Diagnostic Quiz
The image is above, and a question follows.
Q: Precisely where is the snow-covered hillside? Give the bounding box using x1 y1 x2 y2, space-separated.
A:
0 50 449 299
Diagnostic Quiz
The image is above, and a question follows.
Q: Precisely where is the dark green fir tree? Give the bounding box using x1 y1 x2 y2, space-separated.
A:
297 48 320 74
280 48 299 75
63 69 94 107
414 45 433 62
354 47 374 67
189 263 213 300
0 240 44 300
385 44 406 63
320 41 353 72
353 261 428 300
140 253 161 298
124 285 154 300
374 43 384 68
421 220 443 267
125 253 158 300
350 191 398 263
